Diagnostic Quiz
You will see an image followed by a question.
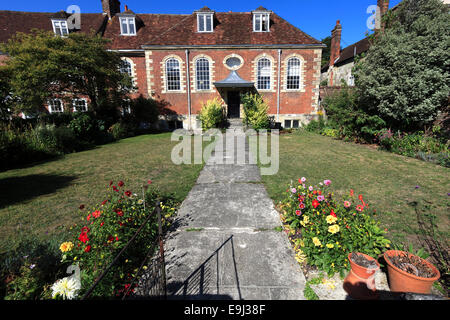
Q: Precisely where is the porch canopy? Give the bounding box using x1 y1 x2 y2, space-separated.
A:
213 70 254 88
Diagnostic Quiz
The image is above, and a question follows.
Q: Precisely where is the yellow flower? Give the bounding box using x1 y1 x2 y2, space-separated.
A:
326 215 337 224
303 215 309 224
326 243 334 249
312 237 321 247
59 242 74 253
328 224 340 234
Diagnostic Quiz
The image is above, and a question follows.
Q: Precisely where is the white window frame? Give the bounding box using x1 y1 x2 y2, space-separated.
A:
119 17 137 36
121 99 131 115
256 58 272 90
253 13 270 32
286 57 302 91
72 98 88 112
48 99 64 113
195 58 211 91
197 14 213 33
52 19 69 37
165 58 181 92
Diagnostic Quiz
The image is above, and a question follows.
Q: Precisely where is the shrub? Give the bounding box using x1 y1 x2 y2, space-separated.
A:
54 181 177 299
68 112 100 143
280 177 390 277
108 122 136 140
128 95 159 126
198 98 227 131
241 93 270 130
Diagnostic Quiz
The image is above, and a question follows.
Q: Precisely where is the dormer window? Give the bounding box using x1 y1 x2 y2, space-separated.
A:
119 17 136 36
52 19 69 36
197 13 213 32
253 13 270 32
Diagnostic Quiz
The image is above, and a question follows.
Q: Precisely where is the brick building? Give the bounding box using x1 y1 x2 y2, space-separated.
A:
0 1 325 129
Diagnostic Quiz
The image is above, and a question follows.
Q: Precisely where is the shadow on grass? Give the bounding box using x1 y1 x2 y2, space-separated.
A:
0 174 77 209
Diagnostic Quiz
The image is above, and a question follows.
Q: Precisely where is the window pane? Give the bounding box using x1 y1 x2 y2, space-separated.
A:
254 15 261 31
261 14 268 31
128 18 135 34
198 15 205 31
205 15 212 31
257 58 271 90
166 58 181 91
287 58 301 90
61 21 68 35
196 58 210 90
121 18 128 34
50 99 63 113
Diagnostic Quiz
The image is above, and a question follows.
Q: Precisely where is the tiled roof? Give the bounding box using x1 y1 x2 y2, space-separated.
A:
334 37 370 65
0 11 107 43
139 12 322 48
0 9 323 50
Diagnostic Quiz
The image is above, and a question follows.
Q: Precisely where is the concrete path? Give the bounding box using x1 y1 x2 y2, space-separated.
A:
163 121 306 300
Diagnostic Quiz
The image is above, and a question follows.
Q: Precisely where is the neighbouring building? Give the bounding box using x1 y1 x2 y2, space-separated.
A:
0 1 326 129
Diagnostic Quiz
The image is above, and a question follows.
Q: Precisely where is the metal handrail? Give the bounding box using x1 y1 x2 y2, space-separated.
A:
81 200 166 300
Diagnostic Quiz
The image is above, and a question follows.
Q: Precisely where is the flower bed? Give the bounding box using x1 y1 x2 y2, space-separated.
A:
51 180 177 299
279 177 391 277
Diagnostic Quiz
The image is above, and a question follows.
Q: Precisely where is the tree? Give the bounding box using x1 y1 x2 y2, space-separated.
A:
320 36 332 68
354 0 450 131
1 30 131 117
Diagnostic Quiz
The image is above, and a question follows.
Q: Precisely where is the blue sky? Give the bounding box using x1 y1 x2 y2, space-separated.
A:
1 0 402 46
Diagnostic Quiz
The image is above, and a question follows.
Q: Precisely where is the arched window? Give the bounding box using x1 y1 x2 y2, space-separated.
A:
119 59 133 77
196 58 210 90
257 58 271 90
166 58 181 91
287 57 301 90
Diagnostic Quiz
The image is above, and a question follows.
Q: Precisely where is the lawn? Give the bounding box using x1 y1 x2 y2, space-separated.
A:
259 130 450 251
0 133 204 253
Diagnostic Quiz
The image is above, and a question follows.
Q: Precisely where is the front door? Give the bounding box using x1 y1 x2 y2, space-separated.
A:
227 91 240 118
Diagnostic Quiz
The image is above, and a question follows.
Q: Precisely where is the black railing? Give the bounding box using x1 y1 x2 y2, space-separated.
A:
81 200 167 300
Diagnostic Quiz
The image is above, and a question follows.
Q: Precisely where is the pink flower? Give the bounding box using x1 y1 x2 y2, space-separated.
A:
317 195 325 202
291 188 297 194
299 203 305 209
309 186 313 191
344 201 351 208
296 210 302 216
356 205 364 212
324 180 331 186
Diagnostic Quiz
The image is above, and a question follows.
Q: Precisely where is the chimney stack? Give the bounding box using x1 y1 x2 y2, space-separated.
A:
101 0 121 19
329 20 342 67
376 0 390 31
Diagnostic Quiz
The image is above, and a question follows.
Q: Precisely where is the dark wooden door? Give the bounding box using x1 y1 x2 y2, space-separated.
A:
227 91 240 118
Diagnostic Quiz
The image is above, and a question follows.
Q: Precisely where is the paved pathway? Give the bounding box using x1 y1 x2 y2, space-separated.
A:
163 121 306 300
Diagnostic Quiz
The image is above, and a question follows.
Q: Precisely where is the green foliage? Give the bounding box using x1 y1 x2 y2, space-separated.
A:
68 113 100 143
1 30 130 115
322 86 386 142
354 0 450 131
241 93 270 130
107 122 137 140
281 178 390 277
58 182 177 298
123 95 159 127
198 98 227 130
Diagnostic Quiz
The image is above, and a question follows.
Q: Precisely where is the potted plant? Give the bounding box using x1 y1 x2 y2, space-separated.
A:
343 252 380 300
383 250 440 294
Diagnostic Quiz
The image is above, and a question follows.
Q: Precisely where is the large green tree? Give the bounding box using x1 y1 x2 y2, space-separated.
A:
1 30 131 115
354 0 449 131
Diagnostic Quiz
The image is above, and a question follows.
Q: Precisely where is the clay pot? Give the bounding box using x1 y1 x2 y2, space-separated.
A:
343 252 380 300
384 250 440 294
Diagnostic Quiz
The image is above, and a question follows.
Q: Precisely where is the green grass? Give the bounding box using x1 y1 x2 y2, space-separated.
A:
0 133 204 253
259 130 450 250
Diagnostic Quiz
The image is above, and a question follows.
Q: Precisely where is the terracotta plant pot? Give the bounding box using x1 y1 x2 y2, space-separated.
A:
384 250 440 294
343 252 380 300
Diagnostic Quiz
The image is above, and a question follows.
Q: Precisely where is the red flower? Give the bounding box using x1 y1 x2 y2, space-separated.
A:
79 204 85 210
84 245 91 253
86 214 91 221
350 189 354 196
330 209 337 217
101 200 108 206
107 235 114 242
318 190 322 195
92 210 101 218
118 221 124 226
115 236 119 241
124 191 132 197
147 180 152 184
78 232 89 243
109 181 113 186
299 203 305 209
312 199 319 209
81 226 90 233
118 181 124 187
100 222 104 227
114 208 124 217
313 190 317 195
295 210 302 216
358 194 363 201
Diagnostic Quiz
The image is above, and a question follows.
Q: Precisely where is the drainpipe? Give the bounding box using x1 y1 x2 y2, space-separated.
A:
185 49 192 130
277 49 282 123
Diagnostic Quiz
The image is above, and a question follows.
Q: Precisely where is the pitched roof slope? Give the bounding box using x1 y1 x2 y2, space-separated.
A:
0 11 107 44
142 12 322 47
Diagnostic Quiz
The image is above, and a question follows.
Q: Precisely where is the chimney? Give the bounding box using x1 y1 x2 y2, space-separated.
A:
329 20 342 67
376 0 390 31
101 0 121 19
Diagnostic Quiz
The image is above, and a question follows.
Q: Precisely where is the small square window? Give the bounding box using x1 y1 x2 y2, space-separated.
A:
284 120 291 129
120 17 136 36
73 99 88 112
292 120 299 128
198 14 213 32
52 20 69 36
49 99 64 113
